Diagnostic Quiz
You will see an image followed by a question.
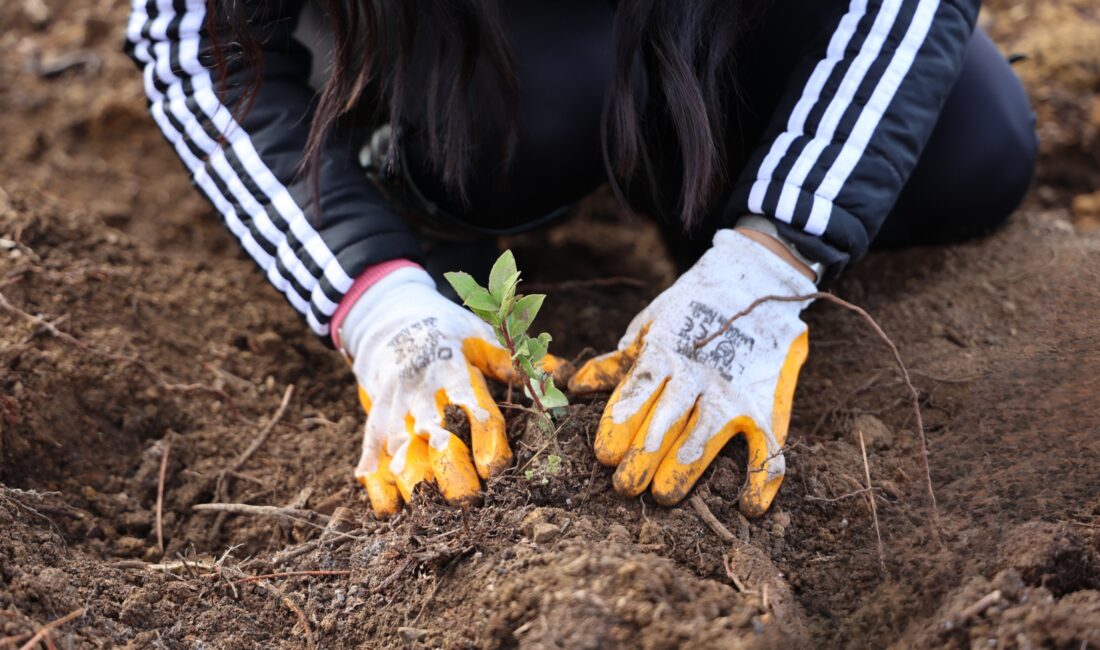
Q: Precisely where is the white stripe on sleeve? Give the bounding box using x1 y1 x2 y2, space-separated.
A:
804 0 940 235
772 0 905 223
747 0 870 217
128 0 357 334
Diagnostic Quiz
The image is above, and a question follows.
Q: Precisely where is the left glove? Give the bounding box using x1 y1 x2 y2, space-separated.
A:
339 266 517 517
569 229 814 516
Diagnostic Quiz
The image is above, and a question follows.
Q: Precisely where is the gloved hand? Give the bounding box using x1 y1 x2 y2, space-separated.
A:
339 266 516 517
569 229 814 516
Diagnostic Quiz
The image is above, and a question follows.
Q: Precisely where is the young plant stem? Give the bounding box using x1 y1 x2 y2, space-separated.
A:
500 324 549 418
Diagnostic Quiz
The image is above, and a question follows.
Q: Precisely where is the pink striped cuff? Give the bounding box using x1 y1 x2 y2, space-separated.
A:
330 259 422 350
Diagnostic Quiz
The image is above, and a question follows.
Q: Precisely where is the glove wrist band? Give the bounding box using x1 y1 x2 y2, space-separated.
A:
710 229 819 304
331 259 425 351
734 215 824 284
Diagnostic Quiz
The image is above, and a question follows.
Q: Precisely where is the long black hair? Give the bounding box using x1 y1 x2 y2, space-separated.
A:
211 0 757 228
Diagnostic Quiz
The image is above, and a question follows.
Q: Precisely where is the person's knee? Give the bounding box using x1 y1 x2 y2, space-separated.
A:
940 29 1038 233
973 100 1038 232
963 33 1039 231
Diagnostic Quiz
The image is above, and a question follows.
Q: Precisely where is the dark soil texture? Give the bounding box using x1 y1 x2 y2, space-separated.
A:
2 1 1099 648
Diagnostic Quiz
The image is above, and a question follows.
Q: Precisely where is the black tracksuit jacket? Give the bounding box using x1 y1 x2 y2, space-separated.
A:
125 0 981 338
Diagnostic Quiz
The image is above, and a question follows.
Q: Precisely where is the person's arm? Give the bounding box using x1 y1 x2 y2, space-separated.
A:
124 0 421 337
725 0 981 283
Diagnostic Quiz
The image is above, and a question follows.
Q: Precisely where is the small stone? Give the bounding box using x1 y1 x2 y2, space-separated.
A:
1071 190 1100 232
851 414 893 449
638 520 663 546
251 330 283 355
520 508 552 536
529 522 560 544
398 627 429 641
314 491 345 515
561 555 589 576
772 511 792 528
880 480 902 500
323 506 356 540
607 524 631 544
1050 218 1075 235
117 510 153 532
111 535 146 558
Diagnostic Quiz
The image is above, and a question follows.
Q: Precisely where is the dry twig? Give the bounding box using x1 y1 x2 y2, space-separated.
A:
112 559 218 572
858 429 886 575
225 385 295 475
209 385 295 538
233 570 350 585
156 442 171 555
254 580 316 650
689 495 736 543
722 555 751 593
16 607 84 650
943 590 1003 630
0 633 32 646
956 589 1002 621
804 486 875 504
692 291 940 537
194 503 329 525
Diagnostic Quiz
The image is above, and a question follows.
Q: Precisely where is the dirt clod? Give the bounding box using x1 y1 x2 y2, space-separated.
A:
529 522 561 544
850 414 894 450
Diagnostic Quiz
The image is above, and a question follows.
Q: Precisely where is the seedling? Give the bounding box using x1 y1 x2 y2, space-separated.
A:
524 453 562 484
445 251 568 429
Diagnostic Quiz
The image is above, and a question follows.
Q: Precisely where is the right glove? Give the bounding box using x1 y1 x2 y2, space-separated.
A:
568 229 814 516
339 266 517 517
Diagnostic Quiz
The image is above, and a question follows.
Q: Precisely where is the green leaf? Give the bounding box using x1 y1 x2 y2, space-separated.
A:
470 307 500 327
540 382 569 409
512 338 530 359
497 283 518 320
519 357 538 381
462 287 499 312
508 294 544 339
488 251 519 301
444 271 482 302
501 272 521 303
545 454 562 474
527 332 550 362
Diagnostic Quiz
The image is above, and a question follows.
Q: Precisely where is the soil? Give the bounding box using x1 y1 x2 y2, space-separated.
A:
1 1 1099 648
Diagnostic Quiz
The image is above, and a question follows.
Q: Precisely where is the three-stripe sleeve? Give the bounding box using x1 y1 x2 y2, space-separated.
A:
124 0 422 337
727 0 980 282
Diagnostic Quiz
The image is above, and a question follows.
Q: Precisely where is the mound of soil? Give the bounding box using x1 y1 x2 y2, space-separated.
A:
2 1 1099 647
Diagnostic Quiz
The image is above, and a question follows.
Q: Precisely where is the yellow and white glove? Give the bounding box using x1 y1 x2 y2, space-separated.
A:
569 229 814 516
339 267 516 517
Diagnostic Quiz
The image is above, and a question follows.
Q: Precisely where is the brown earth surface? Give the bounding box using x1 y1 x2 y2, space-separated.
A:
1 1 1099 648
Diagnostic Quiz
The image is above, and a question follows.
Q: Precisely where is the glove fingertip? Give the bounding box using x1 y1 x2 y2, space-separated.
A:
357 472 401 518
461 338 515 384
569 352 627 394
